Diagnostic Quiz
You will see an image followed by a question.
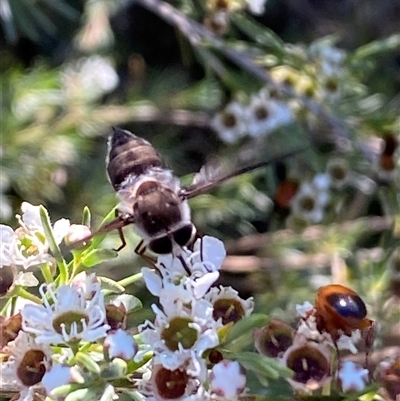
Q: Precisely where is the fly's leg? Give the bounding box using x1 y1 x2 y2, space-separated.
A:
135 240 157 267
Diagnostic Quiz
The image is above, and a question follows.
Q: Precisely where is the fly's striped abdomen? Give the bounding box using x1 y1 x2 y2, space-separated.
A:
107 127 166 190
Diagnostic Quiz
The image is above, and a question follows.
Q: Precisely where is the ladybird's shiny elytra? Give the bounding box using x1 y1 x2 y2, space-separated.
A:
313 284 374 342
325 291 367 319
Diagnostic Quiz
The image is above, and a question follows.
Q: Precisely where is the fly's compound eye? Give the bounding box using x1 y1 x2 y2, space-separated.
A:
149 236 173 254
173 224 195 247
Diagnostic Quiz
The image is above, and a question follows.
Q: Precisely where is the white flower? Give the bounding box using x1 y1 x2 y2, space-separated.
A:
100 383 119 401
42 364 84 397
136 298 219 371
0 331 52 398
1 202 70 271
245 0 268 15
247 92 293 138
312 173 331 192
1 225 16 266
71 271 100 300
141 359 208 401
290 175 331 224
338 361 369 392
144 236 225 303
309 42 346 78
65 224 92 244
336 330 362 354
0 264 38 297
326 159 351 189
210 360 246 399
211 101 249 144
22 283 110 345
189 235 226 274
205 286 254 326
104 329 138 360
295 301 314 318
62 56 119 101
281 335 332 392
19 202 70 244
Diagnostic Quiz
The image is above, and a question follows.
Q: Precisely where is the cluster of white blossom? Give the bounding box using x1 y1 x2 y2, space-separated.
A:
1 270 140 400
204 0 268 35
62 56 119 102
0 202 380 400
253 301 371 393
0 203 136 401
289 173 331 225
211 87 294 144
0 202 69 296
134 236 253 400
287 156 379 226
0 203 255 401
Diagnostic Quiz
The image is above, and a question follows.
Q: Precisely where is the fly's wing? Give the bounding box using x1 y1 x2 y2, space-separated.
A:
180 146 308 199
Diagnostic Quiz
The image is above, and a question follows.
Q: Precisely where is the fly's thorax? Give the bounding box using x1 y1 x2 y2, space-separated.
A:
132 180 191 238
116 170 182 214
106 128 166 190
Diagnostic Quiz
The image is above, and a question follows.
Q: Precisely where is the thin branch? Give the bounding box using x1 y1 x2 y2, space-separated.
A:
224 215 394 255
134 0 374 159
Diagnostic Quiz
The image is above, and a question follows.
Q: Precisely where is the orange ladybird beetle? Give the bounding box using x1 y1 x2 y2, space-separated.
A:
312 284 375 365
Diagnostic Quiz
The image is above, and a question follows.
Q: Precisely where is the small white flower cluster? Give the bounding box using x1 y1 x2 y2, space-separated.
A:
289 173 331 225
252 298 371 393
203 0 268 35
0 203 253 401
0 202 70 295
269 41 348 105
211 87 294 144
245 0 268 15
0 271 138 401
62 56 119 102
309 41 346 79
135 236 252 400
287 155 380 226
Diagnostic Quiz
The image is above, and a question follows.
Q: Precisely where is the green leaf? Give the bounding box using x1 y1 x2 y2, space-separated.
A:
40 0 80 20
82 206 91 227
104 293 143 313
101 358 128 380
98 276 126 294
74 352 101 375
225 313 269 344
1 0 18 42
65 388 99 401
81 248 118 267
8 0 41 41
50 384 86 397
40 205 68 282
233 351 293 380
230 14 284 54
87 208 120 250
25 3 58 36
39 205 59 257
353 33 400 61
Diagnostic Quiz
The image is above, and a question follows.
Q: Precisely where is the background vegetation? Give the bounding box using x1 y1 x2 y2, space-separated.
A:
1 0 399 398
